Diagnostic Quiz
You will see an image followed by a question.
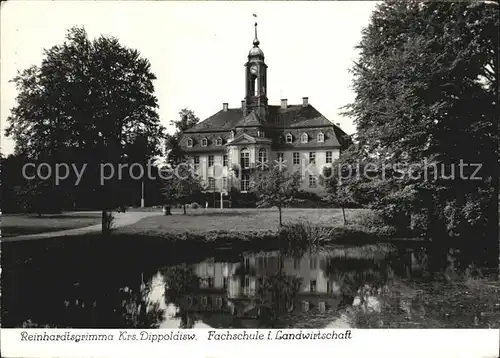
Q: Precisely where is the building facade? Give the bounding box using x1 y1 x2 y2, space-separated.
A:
180 22 349 195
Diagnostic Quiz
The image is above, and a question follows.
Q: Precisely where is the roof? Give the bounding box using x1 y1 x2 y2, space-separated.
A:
184 109 242 133
234 111 264 127
184 104 336 133
181 103 351 152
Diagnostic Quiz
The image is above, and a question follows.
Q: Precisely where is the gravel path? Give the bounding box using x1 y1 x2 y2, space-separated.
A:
2 211 163 242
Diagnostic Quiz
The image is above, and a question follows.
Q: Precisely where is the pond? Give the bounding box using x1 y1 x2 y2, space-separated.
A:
2 236 498 329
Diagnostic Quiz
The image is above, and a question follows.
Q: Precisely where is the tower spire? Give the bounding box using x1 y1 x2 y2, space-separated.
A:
253 13 259 46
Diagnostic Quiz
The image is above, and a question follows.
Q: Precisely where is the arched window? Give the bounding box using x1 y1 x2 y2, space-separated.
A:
258 148 267 164
285 133 293 143
253 77 259 96
301 133 308 144
187 138 193 148
201 138 208 147
240 148 250 169
317 132 324 143
216 137 223 146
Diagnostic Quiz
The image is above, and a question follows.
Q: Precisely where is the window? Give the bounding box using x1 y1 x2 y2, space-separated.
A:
201 296 208 306
285 133 293 143
317 132 324 143
277 152 284 162
245 276 250 288
187 138 193 148
208 177 215 191
309 152 316 164
216 137 223 146
215 297 223 308
309 175 317 188
293 152 300 165
245 257 250 268
309 257 317 269
301 133 308 144
326 151 332 164
240 148 250 169
222 177 228 190
293 258 301 270
194 156 200 169
223 154 228 167
258 148 267 164
201 138 208 147
208 277 214 288
208 155 214 167
309 280 317 293
253 77 259 96
318 301 326 313
327 281 332 293
223 277 228 289
241 174 250 191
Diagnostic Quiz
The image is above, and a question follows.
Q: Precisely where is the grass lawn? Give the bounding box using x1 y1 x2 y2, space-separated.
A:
116 208 371 236
1 212 102 237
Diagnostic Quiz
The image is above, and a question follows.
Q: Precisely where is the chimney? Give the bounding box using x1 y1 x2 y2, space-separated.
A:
281 99 288 109
241 100 246 113
302 97 309 107
223 103 228 112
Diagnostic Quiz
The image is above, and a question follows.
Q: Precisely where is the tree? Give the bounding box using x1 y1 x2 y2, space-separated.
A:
341 0 498 267
5 27 165 233
251 166 302 227
321 165 358 225
161 163 203 215
165 108 199 165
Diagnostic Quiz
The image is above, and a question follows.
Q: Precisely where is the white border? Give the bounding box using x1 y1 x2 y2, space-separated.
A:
1 329 499 358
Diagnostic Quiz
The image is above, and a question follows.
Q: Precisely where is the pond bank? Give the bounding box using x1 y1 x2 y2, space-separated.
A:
2 225 497 329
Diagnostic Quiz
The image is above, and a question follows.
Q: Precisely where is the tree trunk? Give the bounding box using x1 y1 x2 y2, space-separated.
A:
183 204 186 215
341 206 347 225
278 206 283 227
101 209 114 235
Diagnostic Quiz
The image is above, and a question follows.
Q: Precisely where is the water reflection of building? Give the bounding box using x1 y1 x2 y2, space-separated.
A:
185 250 343 317
158 248 424 328
243 250 341 313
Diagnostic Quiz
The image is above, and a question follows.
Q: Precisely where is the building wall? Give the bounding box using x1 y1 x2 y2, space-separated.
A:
188 147 340 194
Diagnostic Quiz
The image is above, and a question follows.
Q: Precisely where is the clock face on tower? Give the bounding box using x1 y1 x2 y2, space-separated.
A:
250 65 258 74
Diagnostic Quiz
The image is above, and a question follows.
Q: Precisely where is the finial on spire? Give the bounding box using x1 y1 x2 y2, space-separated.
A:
253 13 259 46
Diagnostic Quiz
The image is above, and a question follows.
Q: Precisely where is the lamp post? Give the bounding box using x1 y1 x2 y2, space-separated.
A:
141 180 145 208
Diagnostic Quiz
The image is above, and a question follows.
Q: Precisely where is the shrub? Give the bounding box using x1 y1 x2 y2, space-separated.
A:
191 202 200 209
279 220 335 255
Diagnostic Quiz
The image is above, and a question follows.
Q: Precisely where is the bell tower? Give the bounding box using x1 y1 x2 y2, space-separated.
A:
244 21 268 120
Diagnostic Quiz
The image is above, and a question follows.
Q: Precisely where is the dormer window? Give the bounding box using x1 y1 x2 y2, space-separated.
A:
216 137 223 146
285 133 293 143
187 138 193 148
301 133 308 144
317 132 324 143
201 138 208 147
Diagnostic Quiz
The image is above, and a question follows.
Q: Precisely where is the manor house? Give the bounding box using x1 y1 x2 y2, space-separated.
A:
180 22 349 194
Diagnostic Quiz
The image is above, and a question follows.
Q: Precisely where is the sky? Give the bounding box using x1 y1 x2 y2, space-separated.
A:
0 0 378 155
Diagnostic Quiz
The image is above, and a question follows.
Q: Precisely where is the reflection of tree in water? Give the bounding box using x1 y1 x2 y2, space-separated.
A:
256 273 302 326
162 264 201 328
2 238 165 328
322 257 392 306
